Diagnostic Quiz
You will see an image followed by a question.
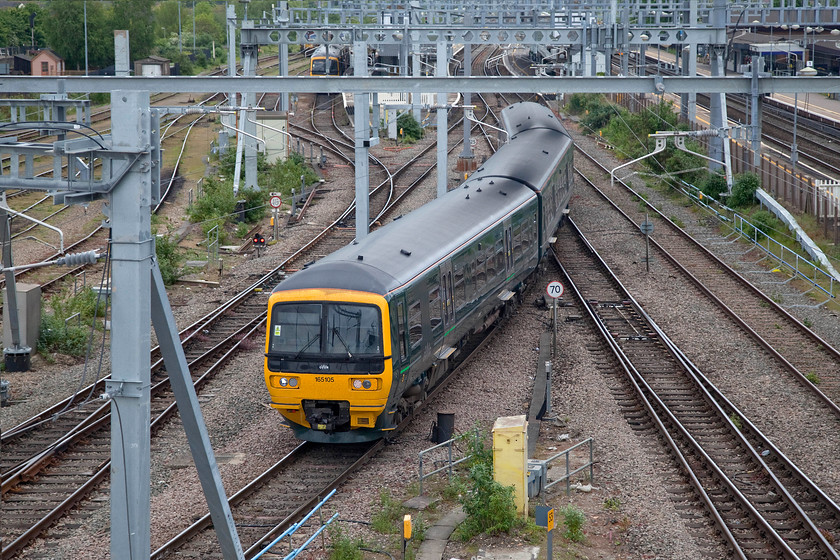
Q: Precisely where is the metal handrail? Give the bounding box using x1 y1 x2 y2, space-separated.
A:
541 437 595 497
418 429 478 495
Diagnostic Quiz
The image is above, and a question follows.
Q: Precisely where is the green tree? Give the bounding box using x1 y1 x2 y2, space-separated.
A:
0 4 45 48
194 1 224 45
112 0 155 60
43 0 112 70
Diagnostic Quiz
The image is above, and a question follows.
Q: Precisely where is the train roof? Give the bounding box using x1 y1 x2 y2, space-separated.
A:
273 177 537 296
272 101 572 298
475 103 573 192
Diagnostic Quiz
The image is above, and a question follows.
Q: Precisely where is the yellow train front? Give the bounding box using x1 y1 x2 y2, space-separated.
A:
264 272 398 442
309 45 349 76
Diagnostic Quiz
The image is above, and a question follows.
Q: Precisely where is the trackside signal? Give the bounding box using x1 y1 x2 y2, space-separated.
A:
253 233 266 256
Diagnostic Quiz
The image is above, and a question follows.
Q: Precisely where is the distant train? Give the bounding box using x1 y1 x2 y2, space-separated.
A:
263 102 574 443
310 45 350 76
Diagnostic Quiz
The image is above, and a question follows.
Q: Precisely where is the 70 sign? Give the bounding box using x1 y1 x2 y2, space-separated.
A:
546 281 565 299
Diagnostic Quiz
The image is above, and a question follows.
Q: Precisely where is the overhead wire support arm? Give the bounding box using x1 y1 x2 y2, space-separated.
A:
649 128 739 192
610 136 667 188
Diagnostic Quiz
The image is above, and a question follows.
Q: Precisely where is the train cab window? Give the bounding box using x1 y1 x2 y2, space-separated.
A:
408 300 422 348
269 303 321 354
326 304 382 355
269 302 382 357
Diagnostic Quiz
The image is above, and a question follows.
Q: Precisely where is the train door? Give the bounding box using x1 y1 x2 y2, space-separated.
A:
503 219 514 273
439 261 455 328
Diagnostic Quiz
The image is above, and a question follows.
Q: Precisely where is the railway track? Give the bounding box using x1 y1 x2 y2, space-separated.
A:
152 441 377 558
554 220 840 557
574 148 840 420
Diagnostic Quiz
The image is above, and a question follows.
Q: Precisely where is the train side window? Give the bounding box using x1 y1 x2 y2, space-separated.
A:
493 238 504 278
397 300 408 359
475 252 486 292
429 283 442 335
485 244 497 279
513 221 524 262
408 300 422 348
453 257 466 311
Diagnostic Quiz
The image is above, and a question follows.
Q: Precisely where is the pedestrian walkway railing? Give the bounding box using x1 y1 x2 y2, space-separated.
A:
253 489 339 560
418 429 478 496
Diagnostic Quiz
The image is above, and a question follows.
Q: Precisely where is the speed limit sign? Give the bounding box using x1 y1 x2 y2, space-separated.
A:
546 280 564 299
269 194 282 208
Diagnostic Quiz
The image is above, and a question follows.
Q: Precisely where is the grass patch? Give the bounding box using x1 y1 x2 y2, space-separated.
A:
371 489 406 534
806 372 821 385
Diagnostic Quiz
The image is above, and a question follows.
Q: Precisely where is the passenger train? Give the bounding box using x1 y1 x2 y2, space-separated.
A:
263 102 574 443
309 45 350 76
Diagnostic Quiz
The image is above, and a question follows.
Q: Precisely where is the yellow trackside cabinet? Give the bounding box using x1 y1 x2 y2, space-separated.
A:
492 415 528 516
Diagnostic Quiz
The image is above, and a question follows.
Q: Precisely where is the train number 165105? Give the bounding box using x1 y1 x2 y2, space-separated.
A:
315 376 335 382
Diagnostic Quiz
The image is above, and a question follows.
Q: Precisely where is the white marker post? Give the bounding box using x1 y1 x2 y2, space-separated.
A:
546 280 564 358
269 192 282 241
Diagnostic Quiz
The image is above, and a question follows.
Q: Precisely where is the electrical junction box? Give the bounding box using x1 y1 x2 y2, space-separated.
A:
3 283 41 351
527 459 547 499
492 415 528 515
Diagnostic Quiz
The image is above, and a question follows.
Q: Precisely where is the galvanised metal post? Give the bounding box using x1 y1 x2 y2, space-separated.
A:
108 90 153 559
436 40 448 197
354 40 371 240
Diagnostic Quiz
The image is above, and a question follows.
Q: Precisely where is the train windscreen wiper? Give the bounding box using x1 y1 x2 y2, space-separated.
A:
293 333 321 360
331 327 353 358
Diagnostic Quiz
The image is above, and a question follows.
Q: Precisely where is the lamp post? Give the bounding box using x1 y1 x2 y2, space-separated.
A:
792 64 818 177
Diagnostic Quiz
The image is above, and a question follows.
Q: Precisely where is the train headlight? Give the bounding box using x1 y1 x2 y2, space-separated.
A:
272 376 300 389
351 378 377 390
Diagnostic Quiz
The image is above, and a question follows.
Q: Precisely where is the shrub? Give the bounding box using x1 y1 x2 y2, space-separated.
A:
155 233 184 285
455 432 519 540
38 287 106 357
566 93 603 115
699 170 728 200
748 210 782 242
580 102 615 131
397 111 424 142
267 152 319 200
188 176 237 225
728 172 760 208
560 505 586 542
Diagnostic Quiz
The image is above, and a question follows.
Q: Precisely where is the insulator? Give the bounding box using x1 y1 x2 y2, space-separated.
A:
56 250 99 267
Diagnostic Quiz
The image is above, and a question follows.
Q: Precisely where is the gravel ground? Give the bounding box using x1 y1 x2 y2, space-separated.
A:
6 102 840 560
